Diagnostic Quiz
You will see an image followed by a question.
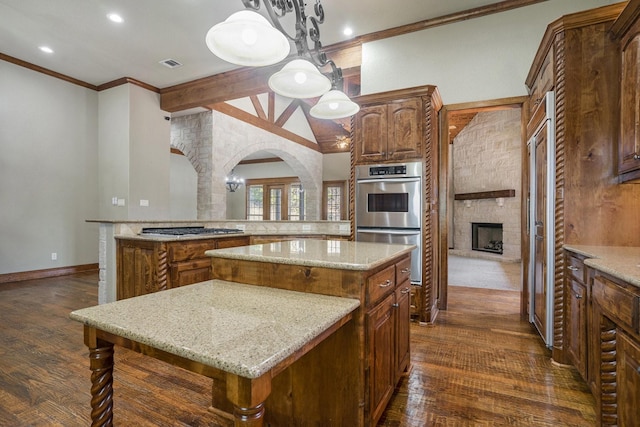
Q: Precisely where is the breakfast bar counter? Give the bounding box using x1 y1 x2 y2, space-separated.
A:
70 280 360 426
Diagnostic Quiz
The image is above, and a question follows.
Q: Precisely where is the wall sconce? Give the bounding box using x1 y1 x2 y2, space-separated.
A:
226 169 244 192
464 200 472 208
496 197 505 207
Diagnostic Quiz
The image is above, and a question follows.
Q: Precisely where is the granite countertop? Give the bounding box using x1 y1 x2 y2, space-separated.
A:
70 280 360 379
206 239 415 271
563 244 640 287
115 232 248 242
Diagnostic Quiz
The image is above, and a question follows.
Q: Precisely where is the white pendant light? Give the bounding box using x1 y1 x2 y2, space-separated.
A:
310 89 360 119
268 59 332 99
205 10 290 67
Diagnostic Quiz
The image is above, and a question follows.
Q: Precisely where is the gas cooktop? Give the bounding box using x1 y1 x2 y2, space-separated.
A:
140 226 243 236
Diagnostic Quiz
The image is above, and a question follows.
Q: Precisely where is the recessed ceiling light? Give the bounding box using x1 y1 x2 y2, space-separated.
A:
107 13 124 23
39 46 54 54
343 27 353 36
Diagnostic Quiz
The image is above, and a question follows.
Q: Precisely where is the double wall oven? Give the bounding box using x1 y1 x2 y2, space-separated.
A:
355 162 422 284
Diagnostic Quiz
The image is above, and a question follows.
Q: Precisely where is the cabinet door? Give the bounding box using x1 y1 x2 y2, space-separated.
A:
395 282 411 381
354 104 387 164
169 259 212 288
117 242 162 300
367 293 395 425
566 278 587 379
618 32 640 180
617 331 640 426
387 98 423 160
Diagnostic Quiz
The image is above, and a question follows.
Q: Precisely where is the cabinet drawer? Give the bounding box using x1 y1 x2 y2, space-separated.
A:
395 256 412 285
566 253 586 283
593 274 640 335
216 236 249 249
168 240 217 262
367 265 395 307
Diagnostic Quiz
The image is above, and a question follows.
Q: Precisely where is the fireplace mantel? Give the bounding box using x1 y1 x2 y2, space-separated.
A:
454 189 515 200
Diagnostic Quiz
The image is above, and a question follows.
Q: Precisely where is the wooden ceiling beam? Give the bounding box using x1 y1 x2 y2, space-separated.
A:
209 102 321 153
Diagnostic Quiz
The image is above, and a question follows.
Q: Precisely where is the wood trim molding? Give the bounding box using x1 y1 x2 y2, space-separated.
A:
170 147 184 155
97 77 160 93
238 157 283 165
357 0 548 44
0 52 98 90
250 95 267 120
0 263 99 284
209 102 321 153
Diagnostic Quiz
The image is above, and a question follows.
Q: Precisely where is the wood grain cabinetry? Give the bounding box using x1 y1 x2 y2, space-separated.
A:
591 271 640 426
527 44 554 118
210 249 412 426
354 98 423 164
564 252 588 381
351 85 442 325
116 235 250 300
612 0 640 182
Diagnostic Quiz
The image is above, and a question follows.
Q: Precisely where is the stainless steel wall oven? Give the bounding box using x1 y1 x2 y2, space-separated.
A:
355 161 422 284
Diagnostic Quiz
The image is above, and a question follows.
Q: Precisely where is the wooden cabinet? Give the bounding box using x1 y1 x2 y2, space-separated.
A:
617 330 640 426
351 85 442 325
367 292 395 424
210 246 412 426
116 235 250 299
565 252 588 381
365 258 412 424
612 0 640 183
591 271 640 426
354 98 423 164
527 44 554 118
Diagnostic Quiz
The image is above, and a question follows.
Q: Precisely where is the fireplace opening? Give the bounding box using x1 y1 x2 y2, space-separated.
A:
472 222 503 254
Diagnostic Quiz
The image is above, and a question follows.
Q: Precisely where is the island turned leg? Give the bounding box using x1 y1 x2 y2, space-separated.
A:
84 326 115 427
226 373 271 427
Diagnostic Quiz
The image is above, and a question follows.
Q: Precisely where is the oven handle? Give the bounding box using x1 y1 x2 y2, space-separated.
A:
357 229 421 235
356 177 421 184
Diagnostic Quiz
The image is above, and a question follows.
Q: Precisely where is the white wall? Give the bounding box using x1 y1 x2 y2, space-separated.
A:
0 60 99 274
361 0 616 103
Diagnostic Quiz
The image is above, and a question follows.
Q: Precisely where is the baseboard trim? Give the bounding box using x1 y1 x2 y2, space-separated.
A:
0 263 99 284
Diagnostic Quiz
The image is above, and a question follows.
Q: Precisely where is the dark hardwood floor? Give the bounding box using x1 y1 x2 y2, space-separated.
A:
0 272 595 426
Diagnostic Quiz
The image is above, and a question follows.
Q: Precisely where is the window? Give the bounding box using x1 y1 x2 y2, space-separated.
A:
245 177 305 220
323 181 347 221
247 185 264 221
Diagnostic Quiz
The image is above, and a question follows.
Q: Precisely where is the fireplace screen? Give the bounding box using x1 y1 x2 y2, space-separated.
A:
472 222 503 254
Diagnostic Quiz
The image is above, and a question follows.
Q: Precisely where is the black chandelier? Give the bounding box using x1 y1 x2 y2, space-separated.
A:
205 0 359 119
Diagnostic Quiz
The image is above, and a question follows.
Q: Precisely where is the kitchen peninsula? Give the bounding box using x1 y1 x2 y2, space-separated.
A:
89 220 350 303
206 239 415 426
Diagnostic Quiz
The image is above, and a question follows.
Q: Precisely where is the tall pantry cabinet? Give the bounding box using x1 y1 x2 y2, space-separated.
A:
525 2 640 425
350 85 443 324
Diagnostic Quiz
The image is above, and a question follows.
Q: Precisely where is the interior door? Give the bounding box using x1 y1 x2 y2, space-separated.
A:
533 123 548 341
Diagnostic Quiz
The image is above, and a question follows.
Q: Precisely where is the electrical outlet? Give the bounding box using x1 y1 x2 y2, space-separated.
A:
139 199 149 207
51 252 57 261
111 197 118 206
302 224 311 231
117 198 125 207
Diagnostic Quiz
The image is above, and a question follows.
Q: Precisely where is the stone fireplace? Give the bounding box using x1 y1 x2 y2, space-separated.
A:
449 109 522 261
472 222 503 254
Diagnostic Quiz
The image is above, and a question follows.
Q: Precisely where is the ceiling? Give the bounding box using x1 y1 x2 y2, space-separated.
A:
0 0 507 89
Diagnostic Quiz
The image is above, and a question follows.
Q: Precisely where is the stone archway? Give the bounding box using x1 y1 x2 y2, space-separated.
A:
171 110 323 220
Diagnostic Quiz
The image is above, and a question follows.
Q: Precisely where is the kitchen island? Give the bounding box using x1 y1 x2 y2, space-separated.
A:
70 279 360 427
206 239 415 426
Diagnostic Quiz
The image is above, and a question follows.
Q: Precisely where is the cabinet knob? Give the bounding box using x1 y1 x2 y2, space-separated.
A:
568 266 579 271
575 294 582 299
401 267 411 274
392 303 399 308
401 287 411 295
634 153 640 160
379 279 393 288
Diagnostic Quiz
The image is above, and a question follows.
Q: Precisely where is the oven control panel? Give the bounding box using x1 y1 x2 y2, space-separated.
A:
370 165 407 176
356 162 421 180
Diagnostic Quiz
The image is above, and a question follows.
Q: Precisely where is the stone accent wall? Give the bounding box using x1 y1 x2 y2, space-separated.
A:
452 109 521 260
171 109 323 220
